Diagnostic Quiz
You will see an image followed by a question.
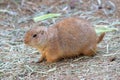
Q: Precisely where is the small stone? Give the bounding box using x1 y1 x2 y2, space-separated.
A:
109 57 116 62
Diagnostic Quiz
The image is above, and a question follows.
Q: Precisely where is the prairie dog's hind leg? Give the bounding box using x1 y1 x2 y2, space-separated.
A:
83 47 97 57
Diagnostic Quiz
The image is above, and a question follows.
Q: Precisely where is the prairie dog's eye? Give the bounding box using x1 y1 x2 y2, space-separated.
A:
33 34 37 38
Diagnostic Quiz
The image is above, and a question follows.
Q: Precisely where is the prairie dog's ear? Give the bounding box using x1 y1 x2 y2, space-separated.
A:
40 30 45 35
39 26 48 34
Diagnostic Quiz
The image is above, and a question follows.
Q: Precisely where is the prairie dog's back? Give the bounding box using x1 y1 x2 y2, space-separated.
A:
52 17 97 56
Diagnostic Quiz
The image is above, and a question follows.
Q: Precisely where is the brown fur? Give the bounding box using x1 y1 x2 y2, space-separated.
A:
24 17 105 63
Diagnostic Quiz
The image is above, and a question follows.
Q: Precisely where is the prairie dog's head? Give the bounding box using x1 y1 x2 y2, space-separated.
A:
24 26 48 48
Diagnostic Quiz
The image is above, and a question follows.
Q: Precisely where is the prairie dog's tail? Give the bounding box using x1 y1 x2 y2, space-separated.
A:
97 32 105 43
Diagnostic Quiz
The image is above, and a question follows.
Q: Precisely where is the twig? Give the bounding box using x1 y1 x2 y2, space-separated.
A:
103 50 120 57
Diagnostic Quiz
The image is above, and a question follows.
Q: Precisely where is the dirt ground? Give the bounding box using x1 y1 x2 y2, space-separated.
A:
0 0 120 80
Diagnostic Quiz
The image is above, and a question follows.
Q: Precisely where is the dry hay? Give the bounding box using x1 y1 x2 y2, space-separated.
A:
0 0 120 80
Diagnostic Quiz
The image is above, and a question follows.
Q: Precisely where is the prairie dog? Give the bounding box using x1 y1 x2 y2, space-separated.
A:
24 17 105 63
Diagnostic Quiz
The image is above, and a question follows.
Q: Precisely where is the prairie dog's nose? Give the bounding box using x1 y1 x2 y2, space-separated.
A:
24 38 29 44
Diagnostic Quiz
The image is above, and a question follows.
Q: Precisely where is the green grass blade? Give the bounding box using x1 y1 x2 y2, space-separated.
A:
95 25 118 35
33 13 61 22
